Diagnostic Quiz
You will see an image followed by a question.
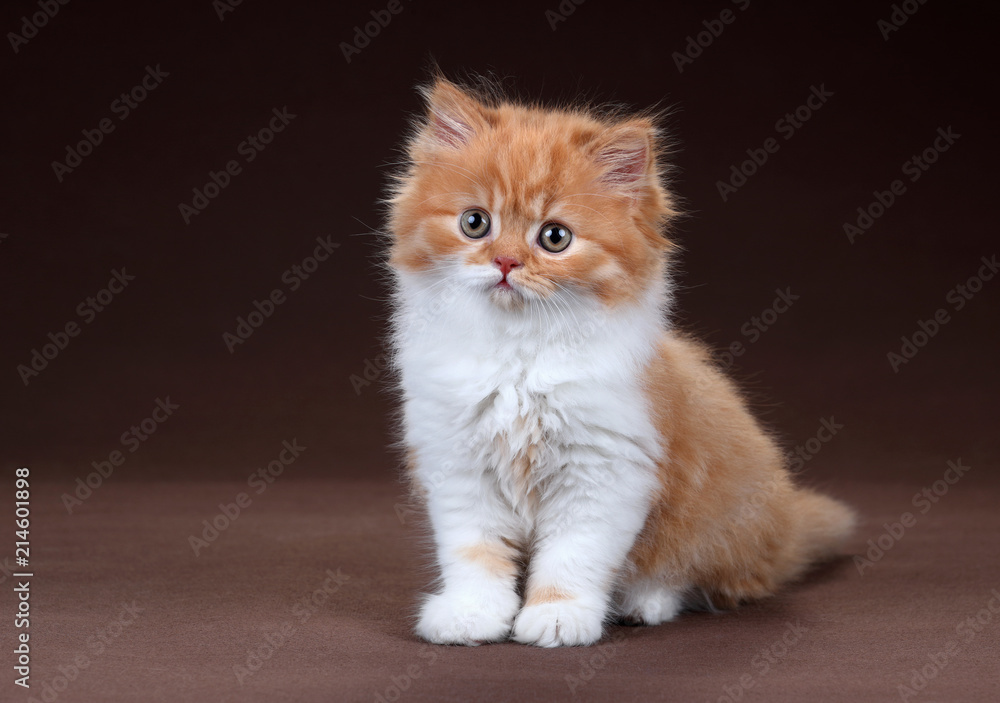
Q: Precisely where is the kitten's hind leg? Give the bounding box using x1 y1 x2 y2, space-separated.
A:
616 577 685 626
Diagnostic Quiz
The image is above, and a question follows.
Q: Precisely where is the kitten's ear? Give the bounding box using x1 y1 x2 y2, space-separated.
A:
590 119 657 194
416 79 491 150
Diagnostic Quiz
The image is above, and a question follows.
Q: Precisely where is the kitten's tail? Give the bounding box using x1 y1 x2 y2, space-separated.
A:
790 488 856 564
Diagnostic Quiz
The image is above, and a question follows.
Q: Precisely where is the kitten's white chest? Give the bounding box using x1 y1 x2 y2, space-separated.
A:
473 368 559 515
394 273 668 528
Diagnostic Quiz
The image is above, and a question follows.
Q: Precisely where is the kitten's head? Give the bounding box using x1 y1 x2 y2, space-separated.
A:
387 79 678 311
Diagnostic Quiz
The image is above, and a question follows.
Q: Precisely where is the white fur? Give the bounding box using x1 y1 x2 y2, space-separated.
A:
392 259 671 646
617 578 683 625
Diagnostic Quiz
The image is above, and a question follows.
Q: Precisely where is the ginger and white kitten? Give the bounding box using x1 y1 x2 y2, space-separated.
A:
385 78 855 647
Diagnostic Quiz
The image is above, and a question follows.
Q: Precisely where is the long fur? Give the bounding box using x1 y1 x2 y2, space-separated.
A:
383 77 855 647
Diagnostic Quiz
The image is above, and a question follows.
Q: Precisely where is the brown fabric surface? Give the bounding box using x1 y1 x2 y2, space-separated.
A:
15 465 999 703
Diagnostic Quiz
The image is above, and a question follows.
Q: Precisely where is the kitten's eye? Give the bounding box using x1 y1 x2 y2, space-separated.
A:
538 223 573 253
459 208 491 239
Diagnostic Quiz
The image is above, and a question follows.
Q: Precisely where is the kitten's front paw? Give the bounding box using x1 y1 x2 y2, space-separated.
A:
416 591 518 646
512 599 605 647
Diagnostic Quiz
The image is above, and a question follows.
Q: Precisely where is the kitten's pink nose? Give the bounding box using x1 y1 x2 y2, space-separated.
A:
493 256 521 277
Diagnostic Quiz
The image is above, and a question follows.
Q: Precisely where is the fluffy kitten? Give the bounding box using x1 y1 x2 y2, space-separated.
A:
385 78 855 647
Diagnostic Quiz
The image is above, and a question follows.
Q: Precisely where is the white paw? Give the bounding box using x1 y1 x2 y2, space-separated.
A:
416 590 518 645
512 600 605 647
619 582 683 625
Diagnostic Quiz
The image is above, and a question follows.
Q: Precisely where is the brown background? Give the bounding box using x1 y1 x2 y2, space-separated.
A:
1 0 998 701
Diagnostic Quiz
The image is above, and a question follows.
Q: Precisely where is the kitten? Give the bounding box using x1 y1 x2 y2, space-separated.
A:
385 78 855 647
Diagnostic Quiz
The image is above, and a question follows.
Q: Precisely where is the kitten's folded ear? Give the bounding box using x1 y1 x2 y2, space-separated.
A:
415 79 492 151
590 119 658 195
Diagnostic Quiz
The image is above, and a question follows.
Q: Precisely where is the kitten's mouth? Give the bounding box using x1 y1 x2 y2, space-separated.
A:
489 276 525 309
493 272 517 291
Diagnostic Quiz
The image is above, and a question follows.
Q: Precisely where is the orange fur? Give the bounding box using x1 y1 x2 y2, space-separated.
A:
631 334 855 607
524 586 573 607
389 78 855 616
388 80 677 307
458 543 519 580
